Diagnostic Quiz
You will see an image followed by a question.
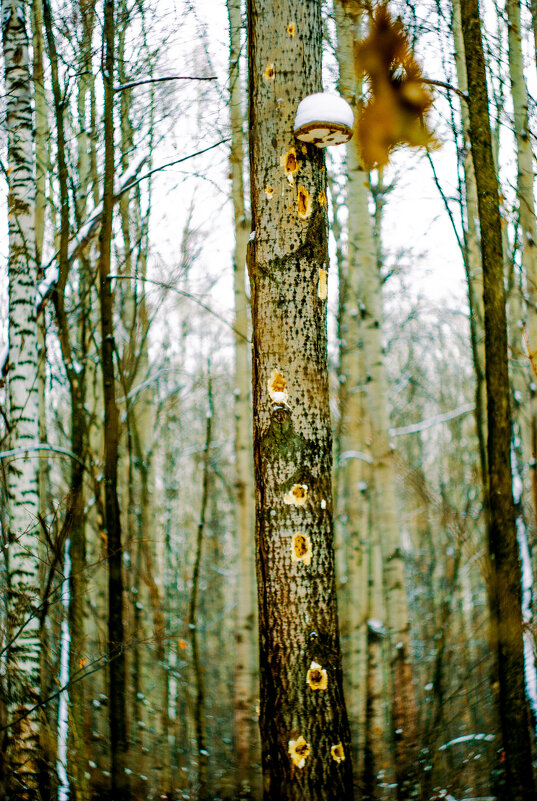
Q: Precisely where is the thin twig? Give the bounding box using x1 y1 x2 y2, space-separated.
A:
108 274 251 342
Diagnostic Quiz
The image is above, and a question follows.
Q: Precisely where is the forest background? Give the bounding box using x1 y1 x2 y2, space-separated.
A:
1 0 537 800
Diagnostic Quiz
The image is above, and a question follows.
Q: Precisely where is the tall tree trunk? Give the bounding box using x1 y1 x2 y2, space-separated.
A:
41 2 90 795
452 0 488 490
333 3 371 778
505 0 537 519
460 1 537 798
188 372 213 801
31 1 55 795
226 0 257 796
335 7 418 796
99 0 129 796
247 0 354 796
2 1 40 796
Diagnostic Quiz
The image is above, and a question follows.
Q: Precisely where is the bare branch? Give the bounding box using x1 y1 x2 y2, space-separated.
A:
114 75 217 92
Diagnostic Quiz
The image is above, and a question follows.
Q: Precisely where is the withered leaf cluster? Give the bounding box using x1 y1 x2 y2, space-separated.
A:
355 4 436 167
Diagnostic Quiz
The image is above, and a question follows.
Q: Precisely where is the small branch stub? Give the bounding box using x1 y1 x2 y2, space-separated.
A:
307 661 328 690
288 735 310 768
294 93 354 148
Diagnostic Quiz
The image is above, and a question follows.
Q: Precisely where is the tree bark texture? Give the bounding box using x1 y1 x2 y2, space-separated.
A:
247 1 354 797
460 0 537 798
2 1 40 796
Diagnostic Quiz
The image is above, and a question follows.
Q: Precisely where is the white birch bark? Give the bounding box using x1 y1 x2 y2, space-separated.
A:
333 1 371 768
2 0 40 794
506 0 537 518
339 28 418 800
227 0 257 795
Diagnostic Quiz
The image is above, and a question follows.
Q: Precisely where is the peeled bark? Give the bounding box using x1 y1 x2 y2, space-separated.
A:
460 0 537 797
2 1 40 795
247 0 354 796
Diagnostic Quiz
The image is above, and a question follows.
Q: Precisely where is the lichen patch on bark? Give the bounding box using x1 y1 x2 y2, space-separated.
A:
318 189 327 206
297 184 312 219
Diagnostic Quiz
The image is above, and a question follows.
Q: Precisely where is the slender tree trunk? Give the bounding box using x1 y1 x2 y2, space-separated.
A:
2 2 40 796
226 0 258 795
333 3 371 777
188 372 213 801
41 3 91 796
335 10 418 796
247 0 354 796
31 2 55 795
460 1 537 797
99 0 129 796
505 0 537 519
452 0 488 490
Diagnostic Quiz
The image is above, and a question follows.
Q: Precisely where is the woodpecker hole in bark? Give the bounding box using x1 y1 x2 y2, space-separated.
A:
263 63 275 80
292 533 312 565
288 735 310 768
268 369 288 403
284 484 308 505
281 147 298 184
331 743 345 763
265 186 274 198
297 185 312 219
318 268 327 300
287 22 295 36
307 661 328 690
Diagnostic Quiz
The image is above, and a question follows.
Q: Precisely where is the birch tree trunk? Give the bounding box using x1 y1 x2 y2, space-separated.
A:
505 0 537 518
452 0 488 489
227 0 258 796
247 0 354 796
2 1 40 796
333 2 371 775
460 0 537 797
333 4 418 796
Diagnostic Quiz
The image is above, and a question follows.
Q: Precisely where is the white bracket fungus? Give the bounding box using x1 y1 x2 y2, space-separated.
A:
294 93 354 148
